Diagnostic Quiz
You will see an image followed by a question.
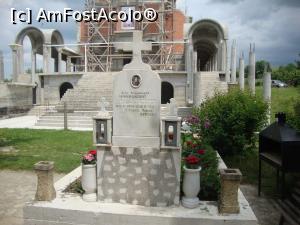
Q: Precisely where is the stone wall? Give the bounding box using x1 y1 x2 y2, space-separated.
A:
0 83 33 116
41 73 83 105
160 72 187 107
97 146 181 207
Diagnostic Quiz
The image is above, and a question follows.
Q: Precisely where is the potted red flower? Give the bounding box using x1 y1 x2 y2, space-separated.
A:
81 150 97 202
182 151 203 209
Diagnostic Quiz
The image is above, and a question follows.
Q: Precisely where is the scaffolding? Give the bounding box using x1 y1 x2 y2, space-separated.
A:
78 0 184 72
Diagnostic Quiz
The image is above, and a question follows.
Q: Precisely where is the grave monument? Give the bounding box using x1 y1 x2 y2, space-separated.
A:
94 31 182 207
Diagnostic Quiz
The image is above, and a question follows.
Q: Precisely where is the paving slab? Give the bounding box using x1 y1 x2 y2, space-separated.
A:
0 170 64 225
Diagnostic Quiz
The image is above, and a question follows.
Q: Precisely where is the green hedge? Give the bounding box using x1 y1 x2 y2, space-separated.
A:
193 89 268 156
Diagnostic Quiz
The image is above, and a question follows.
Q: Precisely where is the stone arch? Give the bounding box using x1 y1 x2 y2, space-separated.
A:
161 81 174 104
188 19 228 72
59 82 73 99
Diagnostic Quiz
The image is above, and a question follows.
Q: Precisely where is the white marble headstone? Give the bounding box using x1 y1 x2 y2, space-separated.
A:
112 31 161 148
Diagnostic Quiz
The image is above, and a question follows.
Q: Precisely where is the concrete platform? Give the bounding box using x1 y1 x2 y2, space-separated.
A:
24 166 258 225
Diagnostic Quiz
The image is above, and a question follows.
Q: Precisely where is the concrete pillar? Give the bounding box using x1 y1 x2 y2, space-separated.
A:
239 53 245 90
58 48 62 73
19 47 24 75
0 50 4 81
31 50 36 84
10 44 22 82
221 42 226 72
185 41 194 105
248 43 256 95
224 40 230 82
219 169 242 214
263 71 272 124
230 40 237 83
43 45 51 74
193 51 197 72
34 161 56 201
66 57 72 72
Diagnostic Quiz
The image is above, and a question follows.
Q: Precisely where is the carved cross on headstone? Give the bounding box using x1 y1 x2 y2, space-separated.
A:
114 31 152 64
99 97 109 112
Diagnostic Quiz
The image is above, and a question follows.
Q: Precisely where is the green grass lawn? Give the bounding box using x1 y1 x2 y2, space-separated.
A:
224 86 300 197
256 86 299 122
0 129 93 173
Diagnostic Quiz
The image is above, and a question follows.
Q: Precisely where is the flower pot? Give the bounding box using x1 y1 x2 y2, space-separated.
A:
182 165 201 208
81 164 97 202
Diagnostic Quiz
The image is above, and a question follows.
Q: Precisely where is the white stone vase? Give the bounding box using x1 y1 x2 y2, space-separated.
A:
182 165 201 208
81 164 97 202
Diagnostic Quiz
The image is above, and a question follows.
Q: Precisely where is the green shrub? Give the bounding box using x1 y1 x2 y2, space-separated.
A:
193 89 268 156
287 98 300 131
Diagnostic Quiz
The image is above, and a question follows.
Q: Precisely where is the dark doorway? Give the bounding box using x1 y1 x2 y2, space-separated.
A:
32 83 37 105
123 58 131 66
60 82 73 99
161 82 174 104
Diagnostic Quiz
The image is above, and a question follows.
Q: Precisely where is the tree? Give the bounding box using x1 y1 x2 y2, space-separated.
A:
256 60 271 79
295 53 300 69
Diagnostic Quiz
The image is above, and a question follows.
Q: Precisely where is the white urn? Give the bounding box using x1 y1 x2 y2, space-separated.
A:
81 164 97 202
182 165 201 208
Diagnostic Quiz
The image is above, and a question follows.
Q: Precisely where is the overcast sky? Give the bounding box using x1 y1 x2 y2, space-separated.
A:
0 0 299 78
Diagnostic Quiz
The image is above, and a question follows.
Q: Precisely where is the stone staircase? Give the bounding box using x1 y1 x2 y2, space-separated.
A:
200 72 228 102
34 72 114 130
56 72 114 112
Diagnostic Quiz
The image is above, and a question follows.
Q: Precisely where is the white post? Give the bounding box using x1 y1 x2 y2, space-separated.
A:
66 57 72 72
43 45 50 74
84 44 87 73
230 40 237 83
19 46 24 75
239 53 245 90
225 40 230 82
10 44 21 82
248 43 256 95
57 48 62 73
31 49 36 84
0 50 4 81
263 71 272 124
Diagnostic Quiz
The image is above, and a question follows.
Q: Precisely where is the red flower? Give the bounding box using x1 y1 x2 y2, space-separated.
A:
197 149 205 155
186 141 193 146
185 155 201 164
88 150 97 156
191 144 197 148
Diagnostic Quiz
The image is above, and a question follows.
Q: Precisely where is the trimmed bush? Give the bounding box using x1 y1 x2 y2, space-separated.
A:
193 89 268 156
287 98 300 132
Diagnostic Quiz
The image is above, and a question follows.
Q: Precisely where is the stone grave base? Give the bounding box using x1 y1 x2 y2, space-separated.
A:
97 147 181 207
23 158 258 225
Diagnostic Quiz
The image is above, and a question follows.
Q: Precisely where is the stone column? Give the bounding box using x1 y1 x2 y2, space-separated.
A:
19 47 24 75
43 44 51 74
58 48 63 73
239 53 245 90
34 161 56 201
219 168 242 214
230 40 237 83
193 51 197 72
31 50 36 84
248 43 256 95
185 42 194 105
66 57 72 72
10 44 22 82
0 50 4 81
224 40 230 82
263 71 272 124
